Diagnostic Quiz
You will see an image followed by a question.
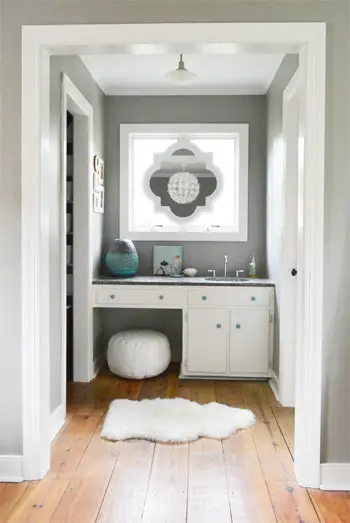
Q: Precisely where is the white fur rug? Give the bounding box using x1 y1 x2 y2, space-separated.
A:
101 398 255 443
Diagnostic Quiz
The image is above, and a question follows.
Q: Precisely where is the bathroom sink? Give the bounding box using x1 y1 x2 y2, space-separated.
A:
205 277 250 282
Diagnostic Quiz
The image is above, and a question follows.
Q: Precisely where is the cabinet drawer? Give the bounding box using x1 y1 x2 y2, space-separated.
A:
188 287 270 308
94 286 186 308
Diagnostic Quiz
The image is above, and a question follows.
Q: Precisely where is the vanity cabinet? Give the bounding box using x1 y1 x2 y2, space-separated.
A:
92 281 274 380
187 309 228 374
183 286 273 378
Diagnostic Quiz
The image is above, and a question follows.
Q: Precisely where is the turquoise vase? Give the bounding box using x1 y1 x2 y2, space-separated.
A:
105 239 139 277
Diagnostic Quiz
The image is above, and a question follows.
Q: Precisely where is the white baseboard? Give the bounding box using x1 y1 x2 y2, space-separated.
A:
269 369 280 402
320 463 350 491
0 455 24 483
51 403 66 442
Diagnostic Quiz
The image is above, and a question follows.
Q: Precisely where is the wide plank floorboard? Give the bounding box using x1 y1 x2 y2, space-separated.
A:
0 483 30 522
2 366 349 523
216 382 277 523
187 381 232 523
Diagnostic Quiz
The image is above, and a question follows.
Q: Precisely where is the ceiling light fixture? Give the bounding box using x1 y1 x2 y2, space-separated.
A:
165 54 197 85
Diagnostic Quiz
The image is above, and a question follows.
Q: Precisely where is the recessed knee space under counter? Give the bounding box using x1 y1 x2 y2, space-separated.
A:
92 276 275 379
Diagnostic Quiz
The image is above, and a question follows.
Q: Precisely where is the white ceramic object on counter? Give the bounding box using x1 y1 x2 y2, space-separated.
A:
183 268 198 277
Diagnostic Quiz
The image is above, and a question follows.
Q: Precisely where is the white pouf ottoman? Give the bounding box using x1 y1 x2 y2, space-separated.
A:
107 329 171 379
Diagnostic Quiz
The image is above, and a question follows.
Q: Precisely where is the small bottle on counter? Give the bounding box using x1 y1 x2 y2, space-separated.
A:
248 254 257 278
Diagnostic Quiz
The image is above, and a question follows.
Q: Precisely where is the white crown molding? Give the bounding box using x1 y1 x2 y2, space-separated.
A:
0 455 24 483
320 464 350 491
21 0 332 3
101 86 267 96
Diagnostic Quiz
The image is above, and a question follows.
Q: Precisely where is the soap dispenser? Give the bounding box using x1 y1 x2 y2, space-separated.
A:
248 254 257 278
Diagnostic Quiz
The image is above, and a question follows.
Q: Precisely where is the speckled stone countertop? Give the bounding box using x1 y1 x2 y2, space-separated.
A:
93 276 274 287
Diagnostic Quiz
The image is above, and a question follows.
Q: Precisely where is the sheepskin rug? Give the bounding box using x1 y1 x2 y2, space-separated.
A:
101 398 255 443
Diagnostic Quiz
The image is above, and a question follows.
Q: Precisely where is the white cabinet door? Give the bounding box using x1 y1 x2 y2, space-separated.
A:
187 309 228 374
229 309 270 375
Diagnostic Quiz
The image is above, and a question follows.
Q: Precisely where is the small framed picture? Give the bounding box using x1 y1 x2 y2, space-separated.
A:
93 170 100 190
93 191 100 213
93 188 104 213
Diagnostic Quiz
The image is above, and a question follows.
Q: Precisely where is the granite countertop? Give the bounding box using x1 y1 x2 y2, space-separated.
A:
92 276 274 287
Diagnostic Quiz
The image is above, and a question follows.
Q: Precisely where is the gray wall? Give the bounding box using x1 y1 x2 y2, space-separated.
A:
104 96 267 277
266 55 299 377
50 56 105 413
0 0 349 464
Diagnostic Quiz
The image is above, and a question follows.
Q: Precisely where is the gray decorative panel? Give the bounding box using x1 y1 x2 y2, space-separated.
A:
146 140 221 218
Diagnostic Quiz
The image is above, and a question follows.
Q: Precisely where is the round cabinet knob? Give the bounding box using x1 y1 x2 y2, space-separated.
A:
216 324 222 329
251 296 256 302
159 295 164 300
236 324 241 329
202 296 207 301
110 294 115 300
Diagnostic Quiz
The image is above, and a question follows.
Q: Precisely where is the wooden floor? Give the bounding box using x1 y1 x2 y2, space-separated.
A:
1 366 349 523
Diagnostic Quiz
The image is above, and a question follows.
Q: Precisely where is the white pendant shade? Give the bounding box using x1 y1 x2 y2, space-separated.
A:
165 54 197 85
167 172 200 204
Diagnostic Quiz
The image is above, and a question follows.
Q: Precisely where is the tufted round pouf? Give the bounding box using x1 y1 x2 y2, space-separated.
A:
107 329 171 379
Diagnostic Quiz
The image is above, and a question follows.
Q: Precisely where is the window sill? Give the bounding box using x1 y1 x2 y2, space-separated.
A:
120 230 248 242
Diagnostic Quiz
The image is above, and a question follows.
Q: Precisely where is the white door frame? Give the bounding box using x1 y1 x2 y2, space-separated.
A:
279 71 300 408
58 74 94 443
21 22 326 487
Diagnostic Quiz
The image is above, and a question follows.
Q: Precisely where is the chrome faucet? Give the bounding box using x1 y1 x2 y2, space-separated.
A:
224 254 228 277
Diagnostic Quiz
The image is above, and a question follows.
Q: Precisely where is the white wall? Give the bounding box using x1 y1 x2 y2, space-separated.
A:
266 55 299 377
49 56 105 414
0 0 349 463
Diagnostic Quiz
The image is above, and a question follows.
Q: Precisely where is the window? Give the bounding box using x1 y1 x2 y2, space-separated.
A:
120 124 248 242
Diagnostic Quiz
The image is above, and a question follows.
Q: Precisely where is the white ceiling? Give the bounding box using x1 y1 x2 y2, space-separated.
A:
80 53 285 96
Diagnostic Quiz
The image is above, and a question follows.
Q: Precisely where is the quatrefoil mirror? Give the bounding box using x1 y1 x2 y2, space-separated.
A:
146 140 220 218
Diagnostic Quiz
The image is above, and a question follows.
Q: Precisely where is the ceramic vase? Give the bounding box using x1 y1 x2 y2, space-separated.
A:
105 239 139 277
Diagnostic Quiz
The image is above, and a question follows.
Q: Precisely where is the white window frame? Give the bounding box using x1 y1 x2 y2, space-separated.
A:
120 123 249 242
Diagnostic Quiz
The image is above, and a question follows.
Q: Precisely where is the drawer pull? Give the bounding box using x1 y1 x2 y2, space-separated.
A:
236 324 241 329
110 294 115 300
159 295 164 300
216 324 222 329
251 296 256 302
202 296 207 301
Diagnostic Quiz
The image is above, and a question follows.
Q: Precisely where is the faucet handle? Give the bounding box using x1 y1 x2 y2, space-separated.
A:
208 269 216 278
236 269 245 278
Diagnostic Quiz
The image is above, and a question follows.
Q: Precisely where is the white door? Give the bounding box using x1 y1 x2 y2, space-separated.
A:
279 71 300 406
229 309 270 375
187 309 228 374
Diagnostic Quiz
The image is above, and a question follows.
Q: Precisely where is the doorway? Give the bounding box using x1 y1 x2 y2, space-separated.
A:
21 22 326 488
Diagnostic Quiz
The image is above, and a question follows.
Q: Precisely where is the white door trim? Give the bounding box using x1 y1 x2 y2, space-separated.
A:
279 71 300 408
21 22 326 486
55 74 94 446
62 74 94 385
